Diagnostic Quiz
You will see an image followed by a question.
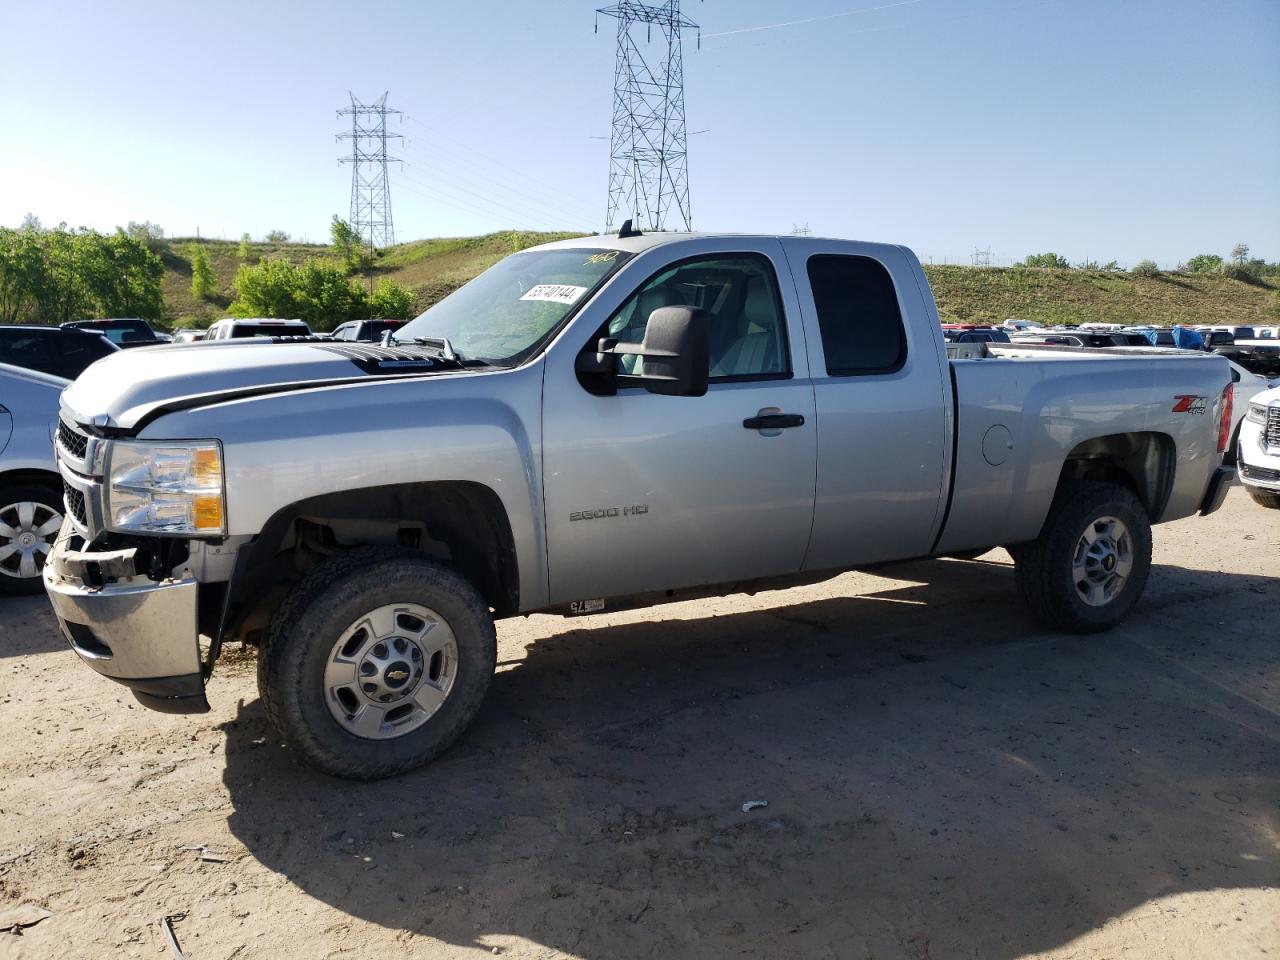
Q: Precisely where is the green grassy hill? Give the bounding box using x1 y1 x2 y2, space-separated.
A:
161 233 1280 329
925 264 1279 326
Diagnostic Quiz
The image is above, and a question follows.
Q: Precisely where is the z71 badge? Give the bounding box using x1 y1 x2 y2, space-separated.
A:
569 504 649 522
1171 395 1207 414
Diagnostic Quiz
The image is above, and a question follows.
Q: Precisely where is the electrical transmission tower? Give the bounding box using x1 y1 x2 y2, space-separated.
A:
596 1 699 233
971 246 992 267
336 92 402 250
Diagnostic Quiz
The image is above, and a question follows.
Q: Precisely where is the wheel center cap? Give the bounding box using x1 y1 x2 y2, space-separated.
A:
383 661 412 689
1103 554 1115 571
17 532 35 548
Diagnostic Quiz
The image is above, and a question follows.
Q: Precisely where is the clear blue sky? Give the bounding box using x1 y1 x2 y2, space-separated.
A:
2 0 1276 266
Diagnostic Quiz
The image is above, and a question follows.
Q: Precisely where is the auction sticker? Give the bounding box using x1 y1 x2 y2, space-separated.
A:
521 284 588 305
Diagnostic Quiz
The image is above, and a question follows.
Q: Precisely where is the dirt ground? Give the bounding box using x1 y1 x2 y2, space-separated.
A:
1 486 1277 960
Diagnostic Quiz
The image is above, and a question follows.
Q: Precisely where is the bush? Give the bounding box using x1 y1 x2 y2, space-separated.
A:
264 230 290 243
230 258 415 329
369 279 415 320
189 242 215 299
1219 261 1262 282
1186 254 1223 274
1020 252 1070 269
330 216 371 275
1131 259 1160 277
124 221 170 256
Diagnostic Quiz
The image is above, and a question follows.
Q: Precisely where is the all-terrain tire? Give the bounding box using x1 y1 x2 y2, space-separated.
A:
0 481 63 597
1247 487 1280 510
1014 481 1152 634
258 547 496 780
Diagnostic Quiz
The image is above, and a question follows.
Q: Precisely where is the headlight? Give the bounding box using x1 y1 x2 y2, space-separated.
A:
105 440 226 536
1246 402 1269 425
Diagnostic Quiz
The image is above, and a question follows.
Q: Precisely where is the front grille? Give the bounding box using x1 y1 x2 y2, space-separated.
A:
63 482 87 526
1241 462 1280 484
1267 408 1280 448
58 420 89 459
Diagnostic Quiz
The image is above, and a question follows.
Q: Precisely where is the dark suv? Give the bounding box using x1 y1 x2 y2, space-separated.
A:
62 317 162 348
0 326 119 380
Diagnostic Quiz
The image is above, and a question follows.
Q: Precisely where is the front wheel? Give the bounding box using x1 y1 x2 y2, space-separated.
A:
258 548 496 780
1014 481 1153 634
1247 487 1280 510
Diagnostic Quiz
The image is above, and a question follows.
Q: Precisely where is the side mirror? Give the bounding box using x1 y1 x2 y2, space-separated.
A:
635 306 709 397
575 305 710 397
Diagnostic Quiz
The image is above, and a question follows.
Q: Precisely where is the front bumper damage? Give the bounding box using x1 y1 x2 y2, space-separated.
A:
43 522 209 713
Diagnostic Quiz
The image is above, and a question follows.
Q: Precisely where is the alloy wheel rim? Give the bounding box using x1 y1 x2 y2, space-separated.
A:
323 602 458 740
1072 515 1133 607
0 501 62 581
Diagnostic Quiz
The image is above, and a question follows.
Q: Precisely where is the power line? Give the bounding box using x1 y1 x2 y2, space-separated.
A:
336 92 402 249
402 115 598 220
596 1 699 233
395 170 569 232
396 138 598 227
702 0 927 39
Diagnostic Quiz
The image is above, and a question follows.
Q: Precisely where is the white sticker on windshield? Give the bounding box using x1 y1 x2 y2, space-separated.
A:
521 284 588 305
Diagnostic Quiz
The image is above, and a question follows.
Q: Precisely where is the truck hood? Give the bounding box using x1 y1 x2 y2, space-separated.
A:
61 339 470 431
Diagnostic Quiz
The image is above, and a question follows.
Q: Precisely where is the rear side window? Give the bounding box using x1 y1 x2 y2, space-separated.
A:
806 255 906 376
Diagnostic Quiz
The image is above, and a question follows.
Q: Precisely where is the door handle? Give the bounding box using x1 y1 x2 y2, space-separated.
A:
743 413 805 430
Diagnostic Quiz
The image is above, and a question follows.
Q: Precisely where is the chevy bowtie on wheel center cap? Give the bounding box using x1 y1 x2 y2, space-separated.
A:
1072 515 1134 608
358 642 424 704
323 602 460 741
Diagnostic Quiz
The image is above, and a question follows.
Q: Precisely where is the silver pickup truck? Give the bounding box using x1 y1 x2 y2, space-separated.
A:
44 233 1234 779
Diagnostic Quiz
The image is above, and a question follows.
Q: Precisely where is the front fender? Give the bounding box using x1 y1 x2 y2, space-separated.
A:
139 363 549 609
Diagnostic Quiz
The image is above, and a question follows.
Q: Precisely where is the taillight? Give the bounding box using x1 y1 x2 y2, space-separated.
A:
1218 384 1233 455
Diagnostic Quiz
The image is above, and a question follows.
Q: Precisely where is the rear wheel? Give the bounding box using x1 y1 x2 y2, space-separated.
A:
0 482 63 597
1014 481 1152 633
258 547 496 780
1247 487 1280 510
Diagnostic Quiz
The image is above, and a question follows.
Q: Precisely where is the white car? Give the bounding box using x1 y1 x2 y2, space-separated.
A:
1239 384 1280 509
0 363 67 594
205 318 312 340
1225 361 1277 464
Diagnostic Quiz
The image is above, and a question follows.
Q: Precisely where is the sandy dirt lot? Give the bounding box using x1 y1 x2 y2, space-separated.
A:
1 486 1277 960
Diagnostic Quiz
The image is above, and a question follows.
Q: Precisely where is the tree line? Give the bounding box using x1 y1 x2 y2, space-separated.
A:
0 219 164 324
1019 243 1279 281
0 215 417 330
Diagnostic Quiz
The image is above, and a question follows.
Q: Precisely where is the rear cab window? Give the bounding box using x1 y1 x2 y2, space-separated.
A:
805 255 907 376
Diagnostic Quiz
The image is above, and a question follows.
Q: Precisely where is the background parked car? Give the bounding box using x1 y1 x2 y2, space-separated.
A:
62 318 162 348
0 363 66 595
0 325 119 380
330 319 407 342
940 324 1011 344
173 329 207 344
1238 384 1280 509
205 318 313 340
1226 361 1278 465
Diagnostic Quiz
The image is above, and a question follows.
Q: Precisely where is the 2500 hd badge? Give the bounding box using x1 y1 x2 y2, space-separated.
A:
569 504 649 521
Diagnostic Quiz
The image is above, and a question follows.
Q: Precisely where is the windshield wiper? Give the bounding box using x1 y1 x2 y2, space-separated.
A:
386 332 464 361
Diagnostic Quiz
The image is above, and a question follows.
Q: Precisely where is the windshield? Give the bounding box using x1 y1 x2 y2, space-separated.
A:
395 247 630 363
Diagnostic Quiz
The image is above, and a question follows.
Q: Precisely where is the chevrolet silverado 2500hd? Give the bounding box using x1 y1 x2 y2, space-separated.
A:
45 233 1235 779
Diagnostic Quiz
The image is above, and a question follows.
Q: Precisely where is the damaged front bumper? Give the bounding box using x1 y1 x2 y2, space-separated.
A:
43 522 209 713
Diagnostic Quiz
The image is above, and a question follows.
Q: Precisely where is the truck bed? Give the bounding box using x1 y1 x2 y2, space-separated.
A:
935 341 1229 555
